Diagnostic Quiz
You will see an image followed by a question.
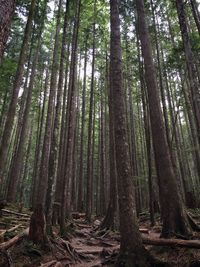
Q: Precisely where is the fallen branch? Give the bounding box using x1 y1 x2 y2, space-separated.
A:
139 228 149 234
0 228 29 250
2 209 30 217
142 235 200 248
40 260 57 267
0 224 22 240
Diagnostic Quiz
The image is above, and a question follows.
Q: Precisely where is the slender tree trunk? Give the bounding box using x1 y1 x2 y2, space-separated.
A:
29 0 62 245
190 0 200 36
176 0 200 146
36 0 62 207
0 0 36 187
7 1 48 203
77 34 88 212
45 0 69 235
86 0 96 222
31 68 49 208
60 0 81 234
99 83 106 216
100 54 118 230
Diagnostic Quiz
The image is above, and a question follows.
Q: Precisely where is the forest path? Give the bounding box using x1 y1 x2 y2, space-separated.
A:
70 219 120 267
1 208 200 266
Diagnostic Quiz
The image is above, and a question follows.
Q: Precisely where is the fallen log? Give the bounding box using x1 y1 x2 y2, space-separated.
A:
2 209 30 217
0 224 22 239
142 235 200 248
0 228 29 250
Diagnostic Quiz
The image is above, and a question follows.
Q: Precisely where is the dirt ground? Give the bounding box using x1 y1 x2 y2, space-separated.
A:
1 208 200 266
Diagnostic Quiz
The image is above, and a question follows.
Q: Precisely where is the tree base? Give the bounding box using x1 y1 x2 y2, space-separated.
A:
29 204 49 247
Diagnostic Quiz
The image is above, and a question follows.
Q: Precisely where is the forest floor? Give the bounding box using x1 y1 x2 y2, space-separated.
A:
1 206 200 266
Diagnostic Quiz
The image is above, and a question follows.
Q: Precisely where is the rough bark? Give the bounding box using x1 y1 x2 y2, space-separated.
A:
46 0 69 235
110 0 151 266
0 0 36 187
36 0 62 207
100 55 118 230
7 1 48 203
0 0 17 61
136 0 192 238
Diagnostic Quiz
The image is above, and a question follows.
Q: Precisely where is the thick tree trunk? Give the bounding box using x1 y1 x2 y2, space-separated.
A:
110 1 151 266
136 0 192 238
0 0 17 61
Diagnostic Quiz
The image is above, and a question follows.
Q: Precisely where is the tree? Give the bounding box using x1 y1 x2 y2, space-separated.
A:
109 0 151 265
136 0 192 238
0 0 36 188
0 0 17 61
29 0 62 244
85 0 97 222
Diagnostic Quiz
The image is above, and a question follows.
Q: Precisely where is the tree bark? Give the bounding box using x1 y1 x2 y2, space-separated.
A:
77 33 88 212
7 0 48 203
110 0 151 266
0 0 36 187
86 0 96 222
136 0 192 238
0 0 17 61
60 0 81 234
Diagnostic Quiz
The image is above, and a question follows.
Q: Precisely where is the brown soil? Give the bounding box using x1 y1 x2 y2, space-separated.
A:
1 209 200 266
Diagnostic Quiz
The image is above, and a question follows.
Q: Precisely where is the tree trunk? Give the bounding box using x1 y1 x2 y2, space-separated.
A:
136 0 192 238
60 0 81 234
36 0 62 207
45 0 69 235
109 0 151 266
176 0 200 146
0 0 36 187
77 33 88 212
190 0 200 36
7 0 48 203
30 0 62 244
0 0 17 61
86 0 96 222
